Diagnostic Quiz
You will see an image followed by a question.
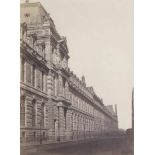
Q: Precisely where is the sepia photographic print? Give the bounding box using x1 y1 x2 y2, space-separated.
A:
20 0 133 155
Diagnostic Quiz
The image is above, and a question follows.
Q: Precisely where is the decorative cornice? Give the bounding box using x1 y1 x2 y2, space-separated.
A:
20 82 48 100
20 40 49 72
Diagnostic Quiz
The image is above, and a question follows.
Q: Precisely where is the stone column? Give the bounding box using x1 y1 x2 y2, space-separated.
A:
57 103 65 141
65 109 72 140
79 116 82 139
25 96 33 128
47 70 56 141
77 114 80 140
72 112 76 140
46 100 54 141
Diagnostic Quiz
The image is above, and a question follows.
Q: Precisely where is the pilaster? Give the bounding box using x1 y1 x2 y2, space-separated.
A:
65 108 72 140
57 104 65 141
47 99 54 140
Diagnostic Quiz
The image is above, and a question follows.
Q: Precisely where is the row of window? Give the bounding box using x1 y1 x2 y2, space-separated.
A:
71 92 94 115
20 97 45 128
72 114 105 131
21 58 47 92
94 109 105 119
73 115 95 131
21 131 46 139
70 93 106 121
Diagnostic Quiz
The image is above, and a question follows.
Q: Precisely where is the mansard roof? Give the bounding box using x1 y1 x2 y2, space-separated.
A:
20 2 59 36
20 2 69 55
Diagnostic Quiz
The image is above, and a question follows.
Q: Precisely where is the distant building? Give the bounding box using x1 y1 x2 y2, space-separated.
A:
20 1 118 145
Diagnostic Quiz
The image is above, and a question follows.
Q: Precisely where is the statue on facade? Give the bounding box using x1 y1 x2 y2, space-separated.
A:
53 44 61 67
53 48 58 65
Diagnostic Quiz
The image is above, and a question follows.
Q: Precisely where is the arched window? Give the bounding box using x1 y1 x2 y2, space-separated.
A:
20 96 25 126
32 99 36 127
41 103 45 128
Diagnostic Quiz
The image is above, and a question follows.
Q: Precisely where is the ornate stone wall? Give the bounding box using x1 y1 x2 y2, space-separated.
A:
20 1 118 145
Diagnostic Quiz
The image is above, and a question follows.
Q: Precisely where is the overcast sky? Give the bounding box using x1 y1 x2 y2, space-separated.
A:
21 0 133 129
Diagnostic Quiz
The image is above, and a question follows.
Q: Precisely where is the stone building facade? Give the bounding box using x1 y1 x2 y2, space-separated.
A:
20 1 118 145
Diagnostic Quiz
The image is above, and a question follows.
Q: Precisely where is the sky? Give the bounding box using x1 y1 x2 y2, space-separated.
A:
21 0 133 129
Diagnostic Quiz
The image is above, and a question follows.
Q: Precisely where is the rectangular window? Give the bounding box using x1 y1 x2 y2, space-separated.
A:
21 58 25 82
36 70 41 89
42 71 44 91
53 76 55 95
32 101 36 127
44 74 47 93
41 103 45 128
32 65 35 87
20 97 25 126
26 63 32 84
64 108 67 129
55 76 58 96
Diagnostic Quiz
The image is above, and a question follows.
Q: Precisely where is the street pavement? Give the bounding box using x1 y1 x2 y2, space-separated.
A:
21 137 133 155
